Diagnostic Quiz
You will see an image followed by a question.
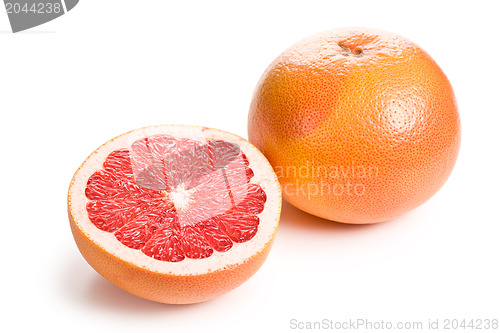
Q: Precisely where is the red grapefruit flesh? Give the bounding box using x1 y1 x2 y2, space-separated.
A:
68 125 281 304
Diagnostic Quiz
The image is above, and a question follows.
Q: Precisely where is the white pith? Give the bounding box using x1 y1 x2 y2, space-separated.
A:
68 125 281 276
169 185 195 214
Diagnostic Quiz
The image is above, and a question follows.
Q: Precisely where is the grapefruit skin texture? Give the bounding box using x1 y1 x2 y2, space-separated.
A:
68 212 274 304
248 27 461 224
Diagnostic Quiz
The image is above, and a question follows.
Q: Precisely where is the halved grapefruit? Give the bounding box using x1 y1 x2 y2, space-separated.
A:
68 125 281 304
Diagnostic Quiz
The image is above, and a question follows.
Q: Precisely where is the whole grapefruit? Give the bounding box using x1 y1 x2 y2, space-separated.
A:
248 27 461 224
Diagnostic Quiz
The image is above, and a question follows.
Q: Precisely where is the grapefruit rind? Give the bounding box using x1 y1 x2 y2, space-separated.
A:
68 212 275 304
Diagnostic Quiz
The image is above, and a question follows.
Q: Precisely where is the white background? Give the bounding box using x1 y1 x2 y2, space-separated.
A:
1 1 499 332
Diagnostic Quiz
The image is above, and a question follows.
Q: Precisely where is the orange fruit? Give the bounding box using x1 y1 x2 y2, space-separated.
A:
248 27 460 224
68 125 281 304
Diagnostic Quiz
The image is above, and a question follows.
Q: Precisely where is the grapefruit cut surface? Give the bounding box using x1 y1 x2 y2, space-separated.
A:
68 125 281 304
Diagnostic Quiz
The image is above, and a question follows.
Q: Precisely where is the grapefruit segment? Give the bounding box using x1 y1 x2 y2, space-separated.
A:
68 125 281 304
114 217 158 250
200 218 234 252
141 225 186 262
219 212 260 243
179 225 214 259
